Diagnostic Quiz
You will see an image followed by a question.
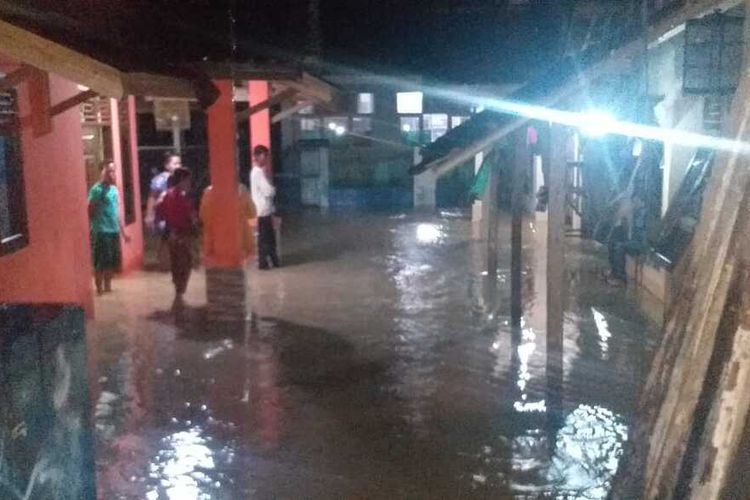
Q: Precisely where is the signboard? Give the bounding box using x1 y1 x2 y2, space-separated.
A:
153 99 191 131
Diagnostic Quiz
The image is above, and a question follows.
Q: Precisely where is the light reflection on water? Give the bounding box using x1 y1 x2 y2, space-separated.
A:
547 404 628 499
147 427 218 500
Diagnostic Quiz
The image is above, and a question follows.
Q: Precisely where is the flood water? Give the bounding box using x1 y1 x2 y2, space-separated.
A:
89 211 658 499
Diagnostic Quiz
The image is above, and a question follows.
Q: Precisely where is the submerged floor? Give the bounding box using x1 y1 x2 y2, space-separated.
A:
89 211 658 499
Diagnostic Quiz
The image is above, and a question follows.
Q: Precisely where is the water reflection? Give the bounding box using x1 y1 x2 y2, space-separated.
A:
547 404 628 499
415 223 444 244
147 428 216 500
592 308 612 359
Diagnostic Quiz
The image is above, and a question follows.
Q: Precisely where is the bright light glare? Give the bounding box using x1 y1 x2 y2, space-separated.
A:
335 125 346 136
402 123 412 132
579 110 616 137
416 223 443 243
328 122 337 131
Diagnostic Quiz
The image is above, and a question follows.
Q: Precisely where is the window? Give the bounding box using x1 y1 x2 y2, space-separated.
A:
351 117 372 135
300 117 322 140
119 99 136 225
356 93 374 114
400 116 421 144
423 113 449 142
0 90 27 255
451 116 469 128
397 92 423 114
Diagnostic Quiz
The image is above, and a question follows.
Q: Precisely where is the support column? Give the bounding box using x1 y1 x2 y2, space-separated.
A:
472 151 485 222
484 151 499 277
206 80 248 323
511 131 527 326
248 80 281 258
546 123 566 424
249 81 272 161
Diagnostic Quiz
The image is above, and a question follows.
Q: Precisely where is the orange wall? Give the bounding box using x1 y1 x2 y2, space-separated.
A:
111 96 144 272
0 73 94 316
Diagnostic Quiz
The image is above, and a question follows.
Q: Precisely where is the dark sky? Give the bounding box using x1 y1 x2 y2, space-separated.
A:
6 0 566 84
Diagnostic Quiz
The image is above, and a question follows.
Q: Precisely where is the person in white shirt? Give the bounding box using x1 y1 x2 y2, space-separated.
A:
250 145 280 269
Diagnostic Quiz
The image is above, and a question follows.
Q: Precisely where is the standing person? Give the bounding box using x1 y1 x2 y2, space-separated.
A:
250 145 280 269
157 167 196 302
145 152 181 269
88 161 130 295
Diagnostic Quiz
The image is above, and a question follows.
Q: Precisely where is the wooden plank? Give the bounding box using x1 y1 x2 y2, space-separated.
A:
611 25 750 496
688 251 750 499
236 87 298 123
49 89 98 117
28 68 51 137
272 100 312 124
546 123 566 423
0 19 124 98
511 130 526 325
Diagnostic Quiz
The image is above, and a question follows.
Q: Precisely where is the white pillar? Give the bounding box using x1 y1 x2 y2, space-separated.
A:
413 147 437 210
472 151 484 222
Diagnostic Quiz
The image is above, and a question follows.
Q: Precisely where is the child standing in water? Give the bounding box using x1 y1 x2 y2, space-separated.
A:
157 167 196 304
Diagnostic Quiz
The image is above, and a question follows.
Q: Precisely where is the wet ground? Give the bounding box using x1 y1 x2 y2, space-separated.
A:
89 211 658 499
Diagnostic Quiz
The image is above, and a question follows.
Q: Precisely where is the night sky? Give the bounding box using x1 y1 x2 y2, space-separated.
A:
5 0 567 84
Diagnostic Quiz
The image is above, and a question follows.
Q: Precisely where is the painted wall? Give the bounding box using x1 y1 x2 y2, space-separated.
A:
0 72 94 316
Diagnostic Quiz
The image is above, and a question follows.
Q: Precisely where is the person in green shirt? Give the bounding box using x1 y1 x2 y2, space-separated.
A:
88 161 130 294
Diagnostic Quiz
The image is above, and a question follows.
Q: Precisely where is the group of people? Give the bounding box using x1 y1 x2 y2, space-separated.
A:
87 145 280 302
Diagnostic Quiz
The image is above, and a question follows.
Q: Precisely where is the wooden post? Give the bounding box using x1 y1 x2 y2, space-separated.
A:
484 151 499 277
511 130 527 325
546 123 566 424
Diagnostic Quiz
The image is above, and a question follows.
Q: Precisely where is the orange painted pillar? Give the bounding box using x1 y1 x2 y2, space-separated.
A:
207 80 243 268
205 80 248 323
248 80 271 168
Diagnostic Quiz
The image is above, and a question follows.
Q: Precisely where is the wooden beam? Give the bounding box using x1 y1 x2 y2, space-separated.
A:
283 72 335 103
0 64 36 92
49 89 97 117
28 68 51 136
122 72 196 100
271 100 311 123
235 87 298 124
0 19 124 98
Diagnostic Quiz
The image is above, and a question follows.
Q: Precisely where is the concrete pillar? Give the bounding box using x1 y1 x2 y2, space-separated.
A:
511 132 526 326
206 80 248 323
413 147 437 210
472 151 484 222
546 123 566 425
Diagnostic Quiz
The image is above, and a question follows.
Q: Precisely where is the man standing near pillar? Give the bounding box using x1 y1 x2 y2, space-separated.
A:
250 145 280 269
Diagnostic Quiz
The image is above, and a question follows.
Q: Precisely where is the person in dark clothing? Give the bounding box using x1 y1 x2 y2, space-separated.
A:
157 167 196 301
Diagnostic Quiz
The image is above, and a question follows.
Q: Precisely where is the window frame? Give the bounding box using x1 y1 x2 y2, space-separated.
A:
0 89 28 256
